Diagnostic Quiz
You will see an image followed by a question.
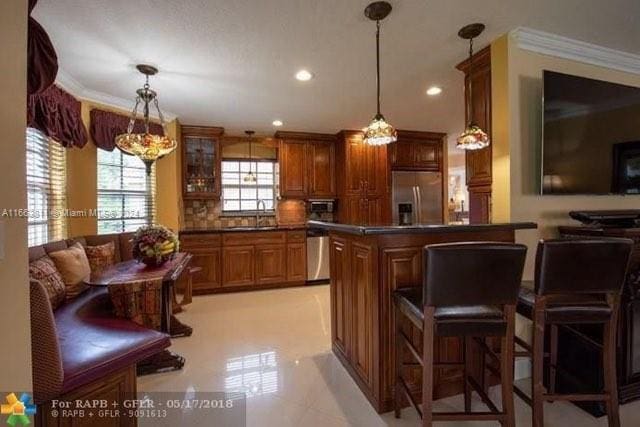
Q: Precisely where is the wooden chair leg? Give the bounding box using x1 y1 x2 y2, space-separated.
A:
549 324 558 400
394 306 403 419
422 306 435 427
501 305 516 427
532 301 546 427
603 298 621 427
464 336 472 412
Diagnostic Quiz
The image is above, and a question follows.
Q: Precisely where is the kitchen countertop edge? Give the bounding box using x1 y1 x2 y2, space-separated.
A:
306 220 538 236
180 225 307 234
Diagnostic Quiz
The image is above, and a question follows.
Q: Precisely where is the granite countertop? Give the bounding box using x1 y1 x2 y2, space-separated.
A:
306 220 537 236
180 225 307 234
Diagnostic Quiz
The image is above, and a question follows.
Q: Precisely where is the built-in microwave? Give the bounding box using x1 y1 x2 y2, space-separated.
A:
308 199 335 214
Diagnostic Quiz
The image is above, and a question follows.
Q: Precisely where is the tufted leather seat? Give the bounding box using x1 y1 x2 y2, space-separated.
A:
394 287 506 336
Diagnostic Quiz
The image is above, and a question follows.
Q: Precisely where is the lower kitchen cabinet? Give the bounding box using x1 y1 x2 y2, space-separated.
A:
222 245 255 287
255 244 287 285
180 230 308 293
286 242 306 282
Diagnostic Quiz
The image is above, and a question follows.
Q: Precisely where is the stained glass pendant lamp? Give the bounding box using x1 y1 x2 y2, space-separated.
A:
243 130 257 183
363 1 397 146
456 23 490 151
115 64 177 175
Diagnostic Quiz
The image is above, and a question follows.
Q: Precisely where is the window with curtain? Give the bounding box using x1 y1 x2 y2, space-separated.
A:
221 160 276 212
26 128 68 246
97 149 155 234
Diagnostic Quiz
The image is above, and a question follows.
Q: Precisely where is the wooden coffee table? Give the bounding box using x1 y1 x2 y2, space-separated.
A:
86 252 193 375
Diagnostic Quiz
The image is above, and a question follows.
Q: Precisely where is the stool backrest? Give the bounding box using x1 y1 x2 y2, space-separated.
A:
423 242 527 307
534 239 633 295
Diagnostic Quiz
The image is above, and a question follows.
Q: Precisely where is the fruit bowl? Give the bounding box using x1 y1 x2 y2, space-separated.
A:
131 225 180 268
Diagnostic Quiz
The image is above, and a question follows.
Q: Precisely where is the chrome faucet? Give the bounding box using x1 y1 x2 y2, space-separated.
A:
256 199 266 227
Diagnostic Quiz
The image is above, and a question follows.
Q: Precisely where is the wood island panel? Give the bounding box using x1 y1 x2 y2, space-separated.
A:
328 227 517 413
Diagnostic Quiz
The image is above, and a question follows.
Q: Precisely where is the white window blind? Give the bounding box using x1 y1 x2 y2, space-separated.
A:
26 128 68 246
97 148 156 234
221 160 276 212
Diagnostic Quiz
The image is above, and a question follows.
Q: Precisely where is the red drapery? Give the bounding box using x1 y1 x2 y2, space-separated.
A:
90 109 165 151
28 0 58 95
27 85 88 148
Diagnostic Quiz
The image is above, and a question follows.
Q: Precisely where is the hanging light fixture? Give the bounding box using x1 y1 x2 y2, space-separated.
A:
243 130 257 183
363 1 397 146
456 23 490 151
115 64 177 175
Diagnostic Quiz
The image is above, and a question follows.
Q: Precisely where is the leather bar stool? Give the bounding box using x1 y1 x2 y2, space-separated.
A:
514 239 633 427
393 242 527 426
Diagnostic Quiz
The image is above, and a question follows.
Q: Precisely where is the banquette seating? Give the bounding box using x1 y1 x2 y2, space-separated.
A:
29 233 170 427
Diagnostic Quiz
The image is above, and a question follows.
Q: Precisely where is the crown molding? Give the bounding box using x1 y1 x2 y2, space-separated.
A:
510 27 640 76
55 67 178 121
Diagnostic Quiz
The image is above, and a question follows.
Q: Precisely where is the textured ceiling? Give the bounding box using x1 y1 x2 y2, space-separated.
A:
35 0 640 165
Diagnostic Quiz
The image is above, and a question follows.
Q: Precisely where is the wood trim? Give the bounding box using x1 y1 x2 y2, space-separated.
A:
396 130 447 140
180 125 225 137
456 45 491 73
274 130 336 141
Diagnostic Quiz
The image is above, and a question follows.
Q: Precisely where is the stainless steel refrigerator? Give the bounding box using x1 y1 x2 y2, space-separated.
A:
391 171 443 224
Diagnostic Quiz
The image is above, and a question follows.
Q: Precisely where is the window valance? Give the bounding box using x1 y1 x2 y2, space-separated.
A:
27 85 88 149
90 109 164 151
28 0 58 95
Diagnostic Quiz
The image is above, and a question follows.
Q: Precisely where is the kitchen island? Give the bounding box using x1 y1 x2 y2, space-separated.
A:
307 220 537 413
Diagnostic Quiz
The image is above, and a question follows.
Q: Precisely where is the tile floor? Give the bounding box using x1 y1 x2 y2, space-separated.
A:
138 285 640 426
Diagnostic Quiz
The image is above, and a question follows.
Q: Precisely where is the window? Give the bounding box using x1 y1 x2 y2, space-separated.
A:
26 128 67 246
97 149 155 234
221 160 276 212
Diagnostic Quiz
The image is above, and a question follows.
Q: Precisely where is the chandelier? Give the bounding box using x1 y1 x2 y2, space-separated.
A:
115 64 177 175
456 24 490 150
363 1 397 146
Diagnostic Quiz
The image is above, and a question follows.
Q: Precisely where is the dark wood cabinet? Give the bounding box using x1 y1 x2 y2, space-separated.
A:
351 241 376 388
457 46 492 223
390 131 446 171
181 125 224 199
279 139 308 198
308 140 336 198
336 130 390 225
222 245 255 287
255 244 287 285
276 131 336 199
181 230 306 293
330 236 351 357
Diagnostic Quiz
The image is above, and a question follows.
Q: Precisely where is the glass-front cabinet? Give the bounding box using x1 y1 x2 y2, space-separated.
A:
181 125 224 199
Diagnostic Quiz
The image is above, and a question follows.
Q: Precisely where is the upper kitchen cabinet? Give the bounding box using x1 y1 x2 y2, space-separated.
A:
335 130 390 225
390 130 446 171
276 131 336 199
456 46 492 223
182 125 224 199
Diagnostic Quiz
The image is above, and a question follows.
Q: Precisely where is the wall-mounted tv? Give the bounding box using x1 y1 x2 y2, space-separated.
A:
542 70 640 195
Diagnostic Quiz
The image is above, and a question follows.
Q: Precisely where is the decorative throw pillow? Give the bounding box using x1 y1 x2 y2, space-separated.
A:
48 242 91 300
29 255 66 309
84 241 116 274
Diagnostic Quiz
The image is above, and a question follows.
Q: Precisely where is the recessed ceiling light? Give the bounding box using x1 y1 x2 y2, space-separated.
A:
295 69 313 81
426 86 442 96
272 120 283 127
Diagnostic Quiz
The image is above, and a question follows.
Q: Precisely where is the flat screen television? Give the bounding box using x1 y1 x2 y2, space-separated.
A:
542 70 640 195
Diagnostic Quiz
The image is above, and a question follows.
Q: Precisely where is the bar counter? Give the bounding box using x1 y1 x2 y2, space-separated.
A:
307 220 537 413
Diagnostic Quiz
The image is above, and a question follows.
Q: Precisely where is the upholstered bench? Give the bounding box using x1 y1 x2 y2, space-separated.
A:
29 233 171 427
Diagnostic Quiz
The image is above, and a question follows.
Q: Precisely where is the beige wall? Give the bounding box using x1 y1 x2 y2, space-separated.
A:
499 34 640 278
66 100 181 236
0 0 32 391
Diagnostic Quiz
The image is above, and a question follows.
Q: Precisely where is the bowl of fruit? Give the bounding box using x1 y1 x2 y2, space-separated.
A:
131 225 180 268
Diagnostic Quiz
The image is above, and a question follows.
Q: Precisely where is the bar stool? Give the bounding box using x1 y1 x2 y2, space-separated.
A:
393 242 527 426
514 239 633 427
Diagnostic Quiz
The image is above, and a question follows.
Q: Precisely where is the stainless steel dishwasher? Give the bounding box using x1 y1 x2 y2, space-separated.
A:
306 228 330 283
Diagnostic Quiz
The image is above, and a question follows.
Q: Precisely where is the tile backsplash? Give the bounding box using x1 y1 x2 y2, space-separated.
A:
183 199 278 229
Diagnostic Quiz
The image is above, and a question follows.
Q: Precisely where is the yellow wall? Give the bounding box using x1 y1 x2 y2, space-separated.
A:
490 35 511 223
493 34 640 278
0 0 32 391
66 101 181 236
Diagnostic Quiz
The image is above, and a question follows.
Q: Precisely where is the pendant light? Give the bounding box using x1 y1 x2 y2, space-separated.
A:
456 23 490 151
243 130 257 183
115 64 177 175
363 1 397 146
